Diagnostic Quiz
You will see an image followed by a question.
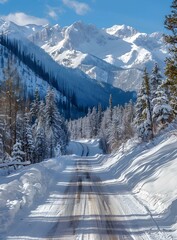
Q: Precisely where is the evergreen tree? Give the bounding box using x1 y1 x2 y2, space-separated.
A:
30 88 40 122
90 107 98 138
164 0 177 114
135 69 153 141
35 128 46 162
24 113 34 163
97 103 102 130
152 86 173 132
45 88 68 157
85 108 92 139
122 101 135 140
150 63 163 100
108 106 122 151
109 94 113 122
11 140 25 164
99 108 112 153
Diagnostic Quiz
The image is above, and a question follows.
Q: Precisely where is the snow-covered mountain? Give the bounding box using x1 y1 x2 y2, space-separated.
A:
0 19 167 92
25 21 167 91
0 19 135 118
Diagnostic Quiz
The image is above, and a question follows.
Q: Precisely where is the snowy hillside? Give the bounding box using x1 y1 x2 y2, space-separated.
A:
27 21 167 91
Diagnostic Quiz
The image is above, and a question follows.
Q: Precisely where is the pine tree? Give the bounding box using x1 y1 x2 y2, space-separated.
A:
97 103 102 130
135 69 153 141
164 0 177 114
152 86 173 132
24 113 34 163
30 88 40 122
99 108 112 153
85 108 92 139
109 94 113 122
150 63 163 100
11 140 25 164
108 106 123 151
35 128 46 162
45 88 68 157
122 101 135 140
90 107 98 137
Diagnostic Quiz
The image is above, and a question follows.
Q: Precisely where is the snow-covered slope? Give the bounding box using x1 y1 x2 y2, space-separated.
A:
27 21 167 91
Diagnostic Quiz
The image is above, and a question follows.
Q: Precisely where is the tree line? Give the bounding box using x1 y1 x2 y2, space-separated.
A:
0 59 69 169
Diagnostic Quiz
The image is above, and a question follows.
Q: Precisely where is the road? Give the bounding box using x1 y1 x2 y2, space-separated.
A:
45 144 130 240
4 141 168 240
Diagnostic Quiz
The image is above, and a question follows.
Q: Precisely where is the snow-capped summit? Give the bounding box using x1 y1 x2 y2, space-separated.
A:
0 19 43 39
62 21 112 50
105 24 138 38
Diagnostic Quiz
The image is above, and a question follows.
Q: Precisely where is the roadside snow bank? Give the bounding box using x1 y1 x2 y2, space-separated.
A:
131 134 177 233
95 125 177 237
133 135 177 212
0 157 64 234
109 128 177 236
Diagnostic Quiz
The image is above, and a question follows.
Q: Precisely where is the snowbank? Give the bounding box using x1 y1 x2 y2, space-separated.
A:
101 126 177 237
0 157 65 234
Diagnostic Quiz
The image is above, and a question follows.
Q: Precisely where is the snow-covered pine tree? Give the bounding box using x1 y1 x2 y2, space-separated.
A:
109 94 113 122
135 69 153 141
144 68 153 140
122 101 135 140
30 88 40 122
35 128 46 162
99 108 112 153
90 107 98 138
32 100 47 162
108 106 123 151
97 103 103 131
84 108 92 139
150 63 163 100
69 120 75 139
24 113 35 163
152 86 173 132
45 88 68 157
11 140 25 165
58 115 70 155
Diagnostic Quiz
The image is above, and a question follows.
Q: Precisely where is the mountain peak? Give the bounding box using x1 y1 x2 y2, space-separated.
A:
105 24 138 38
66 21 98 35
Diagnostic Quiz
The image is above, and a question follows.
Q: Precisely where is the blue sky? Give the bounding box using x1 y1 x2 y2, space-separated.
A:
0 0 171 33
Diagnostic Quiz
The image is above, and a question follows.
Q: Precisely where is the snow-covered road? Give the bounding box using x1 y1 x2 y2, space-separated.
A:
1 140 172 240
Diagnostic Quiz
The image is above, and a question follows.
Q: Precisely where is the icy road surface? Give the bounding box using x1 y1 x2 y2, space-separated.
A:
4 140 169 240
